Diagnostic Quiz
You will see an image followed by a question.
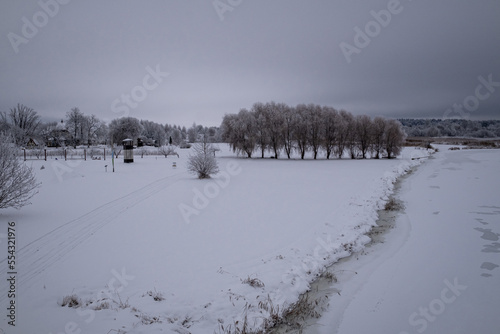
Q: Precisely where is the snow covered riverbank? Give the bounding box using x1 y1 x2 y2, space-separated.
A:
1 145 432 333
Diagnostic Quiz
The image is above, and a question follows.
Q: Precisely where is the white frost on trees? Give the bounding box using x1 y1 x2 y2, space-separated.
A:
221 102 407 160
187 141 220 179
0 135 41 209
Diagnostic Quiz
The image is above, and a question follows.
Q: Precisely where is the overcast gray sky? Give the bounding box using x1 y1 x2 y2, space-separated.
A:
1 0 499 126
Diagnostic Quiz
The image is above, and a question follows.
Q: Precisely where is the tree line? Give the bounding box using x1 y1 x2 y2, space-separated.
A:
220 102 406 159
400 118 500 138
1 104 221 148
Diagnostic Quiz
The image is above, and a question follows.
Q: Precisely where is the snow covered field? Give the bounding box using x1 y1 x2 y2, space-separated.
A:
309 147 500 334
1 145 432 333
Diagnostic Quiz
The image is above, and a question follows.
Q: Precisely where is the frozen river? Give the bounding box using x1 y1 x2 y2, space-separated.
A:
311 147 500 334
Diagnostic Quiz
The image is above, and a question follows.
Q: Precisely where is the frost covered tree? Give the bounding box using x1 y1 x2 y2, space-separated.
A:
66 107 85 148
83 114 105 147
282 105 296 159
1 104 41 146
384 119 406 159
264 102 285 158
221 110 256 158
331 110 347 159
187 123 198 143
0 135 41 209
321 106 338 159
141 120 166 146
294 104 310 159
252 102 269 158
355 114 373 159
337 110 355 159
108 117 143 145
187 140 219 179
306 104 323 159
371 116 387 159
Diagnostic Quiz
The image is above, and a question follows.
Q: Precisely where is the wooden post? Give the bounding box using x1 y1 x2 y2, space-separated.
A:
84 149 86 161
64 149 67 161
44 149 47 161
104 148 106 161
24 149 26 161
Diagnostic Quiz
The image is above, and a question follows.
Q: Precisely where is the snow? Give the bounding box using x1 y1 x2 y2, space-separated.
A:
309 147 500 334
1 145 433 333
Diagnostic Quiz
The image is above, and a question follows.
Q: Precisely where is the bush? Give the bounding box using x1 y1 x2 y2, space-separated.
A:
0 135 41 209
187 142 219 179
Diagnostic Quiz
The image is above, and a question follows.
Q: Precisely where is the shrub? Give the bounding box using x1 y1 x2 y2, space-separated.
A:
60 294 81 308
0 135 41 209
187 142 219 179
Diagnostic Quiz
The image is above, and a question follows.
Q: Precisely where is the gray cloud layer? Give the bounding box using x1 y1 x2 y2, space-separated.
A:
1 0 499 126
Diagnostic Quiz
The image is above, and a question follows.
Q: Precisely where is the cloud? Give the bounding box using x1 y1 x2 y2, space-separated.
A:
0 0 499 125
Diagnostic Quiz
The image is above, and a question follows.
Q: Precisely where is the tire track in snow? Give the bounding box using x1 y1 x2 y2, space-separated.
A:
0 171 187 301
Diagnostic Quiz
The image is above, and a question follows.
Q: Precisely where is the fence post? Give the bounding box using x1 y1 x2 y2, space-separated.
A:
24 149 26 161
44 149 47 161
64 149 67 161
84 149 86 161
104 148 106 161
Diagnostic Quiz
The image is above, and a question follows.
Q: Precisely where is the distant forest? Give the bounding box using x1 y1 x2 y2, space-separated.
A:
400 119 500 138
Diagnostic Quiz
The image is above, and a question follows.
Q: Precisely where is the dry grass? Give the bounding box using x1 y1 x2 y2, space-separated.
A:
60 294 81 308
384 198 405 211
322 271 338 283
92 300 111 310
144 289 165 301
241 276 265 288
136 313 162 325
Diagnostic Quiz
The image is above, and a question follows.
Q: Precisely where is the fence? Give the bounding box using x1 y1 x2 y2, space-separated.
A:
21 145 183 161
22 147 107 161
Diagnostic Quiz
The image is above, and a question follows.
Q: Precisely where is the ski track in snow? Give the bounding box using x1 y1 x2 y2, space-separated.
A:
0 171 187 303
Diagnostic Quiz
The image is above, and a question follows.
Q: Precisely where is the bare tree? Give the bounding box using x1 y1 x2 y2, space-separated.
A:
66 107 84 148
384 119 406 159
306 104 323 159
355 115 373 159
1 104 41 145
83 114 104 147
158 145 179 158
252 103 269 158
187 140 219 179
335 110 352 159
371 116 387 159
342 111 358 159
294 104 310 159
221 110 256 158
321 106 338 159
282 105 296 159
264 102 286 159
0 135 41 209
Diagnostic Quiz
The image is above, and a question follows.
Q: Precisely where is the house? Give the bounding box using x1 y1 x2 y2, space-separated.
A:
26 138 41 148
47 120 73 147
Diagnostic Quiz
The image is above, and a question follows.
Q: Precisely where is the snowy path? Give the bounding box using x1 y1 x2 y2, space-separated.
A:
310 148 500 334
0 170 187 303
